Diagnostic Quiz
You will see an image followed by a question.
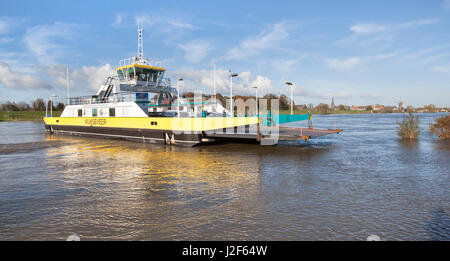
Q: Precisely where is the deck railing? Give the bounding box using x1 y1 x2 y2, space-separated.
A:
68 92 158 105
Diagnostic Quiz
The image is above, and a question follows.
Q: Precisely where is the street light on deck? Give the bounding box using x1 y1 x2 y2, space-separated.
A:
47 94 58 117
251 86 258 116
229 71 238 116
285 81 294 115
177 78 183 118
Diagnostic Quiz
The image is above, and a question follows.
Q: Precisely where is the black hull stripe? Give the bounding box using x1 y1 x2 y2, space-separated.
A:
46 124 202 146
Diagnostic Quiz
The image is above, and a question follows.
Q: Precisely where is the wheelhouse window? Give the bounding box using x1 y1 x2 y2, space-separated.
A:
128 67 135 80
109 108 115 117
135 67 164 83
117 69 125 81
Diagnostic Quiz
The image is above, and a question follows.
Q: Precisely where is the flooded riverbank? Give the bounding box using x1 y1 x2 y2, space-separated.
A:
0 113 448 240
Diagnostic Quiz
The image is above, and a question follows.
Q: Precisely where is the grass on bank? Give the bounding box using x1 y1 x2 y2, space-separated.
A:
430 114 450 139
278 110 371 115
0 111 62 121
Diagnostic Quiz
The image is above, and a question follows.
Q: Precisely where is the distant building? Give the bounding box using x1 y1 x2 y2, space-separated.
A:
373 104 384 111
331 98 335 111
295 104 307 110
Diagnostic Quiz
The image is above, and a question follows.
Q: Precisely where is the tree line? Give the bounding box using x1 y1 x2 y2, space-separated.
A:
0 99 65 111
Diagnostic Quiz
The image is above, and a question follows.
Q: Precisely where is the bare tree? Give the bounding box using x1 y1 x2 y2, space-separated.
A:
32 98 46 111
17 102 31 111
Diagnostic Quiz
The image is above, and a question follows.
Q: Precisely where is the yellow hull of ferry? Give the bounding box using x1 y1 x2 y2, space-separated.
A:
43 116 259 131
43 116 260 146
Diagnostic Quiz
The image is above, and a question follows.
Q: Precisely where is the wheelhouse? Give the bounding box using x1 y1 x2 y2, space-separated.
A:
116 64 166 85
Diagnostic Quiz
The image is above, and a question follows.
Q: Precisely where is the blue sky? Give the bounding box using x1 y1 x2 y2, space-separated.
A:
1 0 450 107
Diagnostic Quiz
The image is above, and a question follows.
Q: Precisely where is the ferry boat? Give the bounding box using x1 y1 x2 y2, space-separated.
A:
43 26 341 146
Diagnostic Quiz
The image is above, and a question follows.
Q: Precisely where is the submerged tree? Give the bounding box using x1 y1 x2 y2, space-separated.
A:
429 114 450 139
397 112 420 140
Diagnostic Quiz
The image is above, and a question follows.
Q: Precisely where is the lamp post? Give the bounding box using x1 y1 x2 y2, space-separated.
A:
285 81 294 115
213 63 216 104
229 71 238 116
49 94 57 117
251 86 258 116
177 78 183 118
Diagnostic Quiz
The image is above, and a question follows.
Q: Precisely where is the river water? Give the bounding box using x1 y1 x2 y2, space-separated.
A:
0 113 448 240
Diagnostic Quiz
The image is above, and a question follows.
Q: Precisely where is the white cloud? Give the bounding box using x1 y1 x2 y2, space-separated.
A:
112 14 125 27
324 52 398 71
273 58 302 72
73 64 115 90
40 63 114 91
167 21 196 29
432 65 450 73
0 62 53 90
225 22 289 60
350 24 388 35
324 57 362 71
167 69 274 95
23 22 80 64
292 84 352 101
0 16 24 35
178 40 214 63
349 18 438 36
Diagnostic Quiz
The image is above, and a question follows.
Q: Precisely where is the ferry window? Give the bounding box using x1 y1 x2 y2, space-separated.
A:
78 109 82 117
139 73 147 81
109 108 115 117
92 108 98 117
128 67 135 80
155 73 159 82
117 70 124 81
157 71 164 81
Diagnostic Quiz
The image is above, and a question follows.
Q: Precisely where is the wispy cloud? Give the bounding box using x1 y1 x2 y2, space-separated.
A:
0 16 24 35
224 22 289 60
135 13 198 33
444 0 450 11
324 52 398 71
23 22 82 64
178 40 214 63
0 37 14 44
324 57 362 71
350 18 438 36
337 18 439 46
111 14 125 27
432 65 450 73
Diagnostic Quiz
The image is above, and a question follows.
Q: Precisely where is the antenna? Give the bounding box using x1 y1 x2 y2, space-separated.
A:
213 62 216 103
137 23 143 59
67 65 70 105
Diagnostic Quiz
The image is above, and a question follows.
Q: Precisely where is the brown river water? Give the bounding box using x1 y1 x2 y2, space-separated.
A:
0 113 449 240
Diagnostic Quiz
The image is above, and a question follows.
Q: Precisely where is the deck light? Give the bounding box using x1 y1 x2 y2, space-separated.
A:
177 78 183 118
251 86 258 116
285 82 294 115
